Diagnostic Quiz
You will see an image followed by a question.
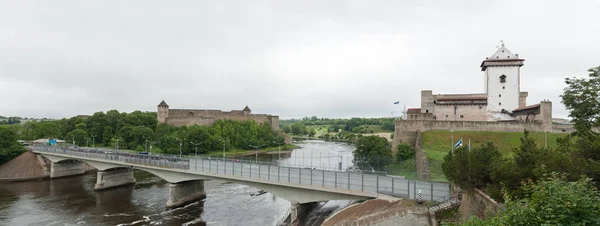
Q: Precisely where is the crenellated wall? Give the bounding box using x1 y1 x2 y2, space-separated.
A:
162 109 280 131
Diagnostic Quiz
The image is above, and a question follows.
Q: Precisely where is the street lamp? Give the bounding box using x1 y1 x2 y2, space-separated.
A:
190 141 203 157
85 137 89 147
272 141 285 161
144 137 149 153
221 138 229 159
176 138 183 158
91 135 96 148
249 144 264 164
113 136 120 151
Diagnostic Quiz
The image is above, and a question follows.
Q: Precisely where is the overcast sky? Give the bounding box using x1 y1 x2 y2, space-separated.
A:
1 0 599 119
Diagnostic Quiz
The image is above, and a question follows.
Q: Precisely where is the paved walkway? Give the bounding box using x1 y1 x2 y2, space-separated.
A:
30 146 451 201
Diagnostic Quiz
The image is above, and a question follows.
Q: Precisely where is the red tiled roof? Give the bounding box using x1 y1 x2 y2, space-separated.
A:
513 104 540 112
407 108 421 114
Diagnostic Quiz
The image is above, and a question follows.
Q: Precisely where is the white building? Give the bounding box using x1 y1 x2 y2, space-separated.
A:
407 43 552 123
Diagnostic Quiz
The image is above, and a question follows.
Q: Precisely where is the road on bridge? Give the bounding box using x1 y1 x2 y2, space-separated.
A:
31 146 451 202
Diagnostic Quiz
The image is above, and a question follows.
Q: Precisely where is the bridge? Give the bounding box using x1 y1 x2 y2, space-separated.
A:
30 145 451 224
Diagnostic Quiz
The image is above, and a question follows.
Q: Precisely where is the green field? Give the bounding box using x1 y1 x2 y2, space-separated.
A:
421 130 569 182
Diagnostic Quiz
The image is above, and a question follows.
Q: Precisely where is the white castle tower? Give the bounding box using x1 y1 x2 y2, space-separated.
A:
481 42 525 120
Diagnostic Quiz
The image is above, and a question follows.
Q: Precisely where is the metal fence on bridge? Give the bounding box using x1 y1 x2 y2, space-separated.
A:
30 145 451 202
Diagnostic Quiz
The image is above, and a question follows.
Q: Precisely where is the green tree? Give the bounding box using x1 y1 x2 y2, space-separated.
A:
442 142 501 190
66 129 88 146
561 65 600 134
460 173 600 226
0 127 25 165
353 135 392 171
396 143 415 161
291 122 307 135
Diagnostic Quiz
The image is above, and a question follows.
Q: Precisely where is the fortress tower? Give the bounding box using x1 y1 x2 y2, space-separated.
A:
157 100 169 123
481 42 525 121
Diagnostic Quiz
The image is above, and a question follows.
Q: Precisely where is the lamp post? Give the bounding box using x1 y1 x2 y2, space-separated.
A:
272 141 285 161
85 137 89 147
176 138 183 158
113 136 120 151
221 138 229 159
190 141 203 157
91 135 96 148
145 138 149 153
249 144 264 164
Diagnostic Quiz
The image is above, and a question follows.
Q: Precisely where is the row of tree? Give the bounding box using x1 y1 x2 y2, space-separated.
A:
0 117 21 125
280 117 396 135
6 109 285 156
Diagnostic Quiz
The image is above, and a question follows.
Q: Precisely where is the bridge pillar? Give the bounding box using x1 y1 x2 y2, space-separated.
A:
290 201 317 226
166 180 206 209
50 160 85 178
94 168 136 190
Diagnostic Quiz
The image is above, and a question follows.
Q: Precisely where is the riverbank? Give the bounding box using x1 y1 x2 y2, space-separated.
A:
322 199 429 226
0 151 96 182
203 144 299 157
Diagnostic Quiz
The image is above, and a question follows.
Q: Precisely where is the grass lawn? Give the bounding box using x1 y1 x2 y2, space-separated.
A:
388 157 418 180
422 130 570 182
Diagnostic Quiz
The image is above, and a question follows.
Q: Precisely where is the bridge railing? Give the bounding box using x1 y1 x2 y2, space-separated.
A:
30 145 450 201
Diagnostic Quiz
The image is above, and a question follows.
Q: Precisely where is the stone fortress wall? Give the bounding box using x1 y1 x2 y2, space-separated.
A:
392 118 575 156
157 101 280 131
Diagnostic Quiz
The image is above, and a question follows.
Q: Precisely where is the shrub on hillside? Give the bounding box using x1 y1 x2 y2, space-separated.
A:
396 143 415 161
460 173 600 226
442 142 501 190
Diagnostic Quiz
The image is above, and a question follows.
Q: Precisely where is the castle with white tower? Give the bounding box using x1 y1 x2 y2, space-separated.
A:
406 42 552 124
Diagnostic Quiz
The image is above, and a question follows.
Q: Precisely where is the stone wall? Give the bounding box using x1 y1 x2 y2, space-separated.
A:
392 119 574 153
164 111 280 131
458 188 503 220
414 131 429 180
433 105 487 121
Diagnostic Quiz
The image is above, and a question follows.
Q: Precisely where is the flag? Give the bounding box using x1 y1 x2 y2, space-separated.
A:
454 139 463 148
393 101 400 104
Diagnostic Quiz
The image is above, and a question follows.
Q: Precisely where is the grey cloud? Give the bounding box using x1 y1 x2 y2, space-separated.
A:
1 0 599 119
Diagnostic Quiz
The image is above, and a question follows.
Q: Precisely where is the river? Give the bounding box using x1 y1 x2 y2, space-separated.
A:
0 140 355 226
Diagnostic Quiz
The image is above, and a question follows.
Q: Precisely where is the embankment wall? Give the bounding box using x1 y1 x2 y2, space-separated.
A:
458 188 503 220
392 120 574 155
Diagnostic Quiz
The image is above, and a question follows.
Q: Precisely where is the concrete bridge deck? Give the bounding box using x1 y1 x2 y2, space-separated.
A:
30 146 451 204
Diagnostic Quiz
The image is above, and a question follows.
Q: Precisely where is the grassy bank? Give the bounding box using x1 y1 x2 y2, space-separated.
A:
203 144 299 157
388 157 418 180
422 130 569 182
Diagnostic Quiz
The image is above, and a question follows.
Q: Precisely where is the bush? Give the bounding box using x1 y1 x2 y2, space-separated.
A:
442 142 501 190
0 127 25 165
460 173 600 226
354 136 392 171
135 145 145 152
396 143 415 161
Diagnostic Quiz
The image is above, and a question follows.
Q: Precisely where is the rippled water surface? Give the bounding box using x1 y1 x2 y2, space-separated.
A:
0 140 354 226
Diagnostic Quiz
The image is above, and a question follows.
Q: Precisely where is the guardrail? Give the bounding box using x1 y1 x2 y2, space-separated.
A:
30 145 451 201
